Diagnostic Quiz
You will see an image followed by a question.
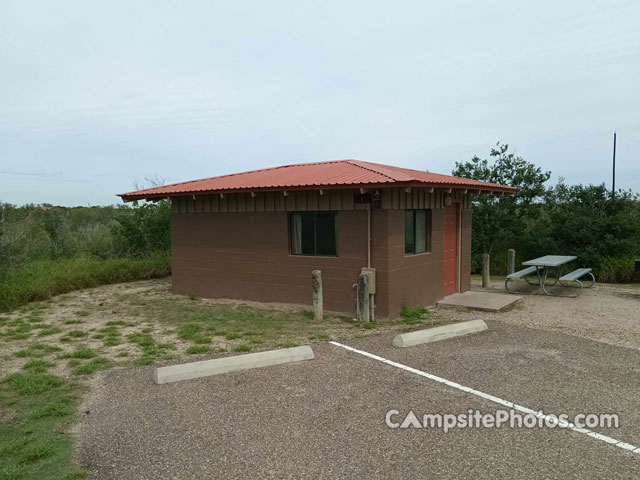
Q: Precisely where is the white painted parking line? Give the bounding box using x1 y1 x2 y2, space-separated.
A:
329 341 640 455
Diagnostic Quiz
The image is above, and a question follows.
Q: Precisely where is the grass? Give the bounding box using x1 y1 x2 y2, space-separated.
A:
309 333 330 341
177 324 202 341
232 343 253 352
63 319 84 325
38 325 63 337
192 335 212 344
0 367 85 479
22 360 55 373
0 252 171 312
0 278 418 478
186 345 210 355
120 296 366 355
127 333 175 365
598 257 637 283
65 348 97 360
95 326 122 347
401 305 429 325
65 330 87 338
14 344 62 358
6 373 64 395
72 358 110 375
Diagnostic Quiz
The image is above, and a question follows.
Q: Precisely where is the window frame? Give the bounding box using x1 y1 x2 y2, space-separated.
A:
404 209 432 255
289 211 338 257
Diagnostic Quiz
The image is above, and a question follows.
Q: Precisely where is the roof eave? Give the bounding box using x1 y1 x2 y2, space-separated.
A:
118 182 516 202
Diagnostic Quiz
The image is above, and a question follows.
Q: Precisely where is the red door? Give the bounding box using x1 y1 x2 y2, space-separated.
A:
443 204 458 295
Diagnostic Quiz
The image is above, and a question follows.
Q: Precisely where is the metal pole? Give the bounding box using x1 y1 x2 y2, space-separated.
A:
612 131 616 194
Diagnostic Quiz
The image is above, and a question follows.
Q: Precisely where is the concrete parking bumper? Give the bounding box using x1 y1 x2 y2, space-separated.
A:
153 345 315 384
392 319 488 347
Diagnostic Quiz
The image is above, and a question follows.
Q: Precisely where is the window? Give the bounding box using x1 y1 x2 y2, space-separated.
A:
405 210 431 254
290 212 337 256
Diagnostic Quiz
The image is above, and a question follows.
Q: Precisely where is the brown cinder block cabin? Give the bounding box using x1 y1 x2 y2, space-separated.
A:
120 160 514 319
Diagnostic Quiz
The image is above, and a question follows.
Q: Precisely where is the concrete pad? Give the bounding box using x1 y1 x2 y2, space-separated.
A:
392 319 487 347
153 345 314 384
437 291 521 312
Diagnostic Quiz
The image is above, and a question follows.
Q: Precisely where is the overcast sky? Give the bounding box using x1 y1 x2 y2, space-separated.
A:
1 0 638 206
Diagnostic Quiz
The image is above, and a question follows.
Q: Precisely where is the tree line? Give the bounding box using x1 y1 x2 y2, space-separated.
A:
0 201 170 269
0 201 171 311
453 143 640 282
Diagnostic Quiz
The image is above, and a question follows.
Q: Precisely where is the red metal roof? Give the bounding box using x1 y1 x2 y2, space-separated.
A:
119 159 516 201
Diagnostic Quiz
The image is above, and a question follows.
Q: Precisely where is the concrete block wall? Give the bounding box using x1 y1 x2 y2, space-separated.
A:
170 189 472 319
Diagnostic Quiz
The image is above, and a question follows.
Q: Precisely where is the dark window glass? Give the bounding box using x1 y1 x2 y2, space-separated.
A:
405 210 431 254
290 212 337 256
405 211 415 254
300 213 315 255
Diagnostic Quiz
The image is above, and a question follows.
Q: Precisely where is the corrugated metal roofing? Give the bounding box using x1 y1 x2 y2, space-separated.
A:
119 159 516 201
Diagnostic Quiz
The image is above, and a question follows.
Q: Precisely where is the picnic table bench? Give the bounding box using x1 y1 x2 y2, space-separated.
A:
559 268 595 290
504 266 538 293
505 255 595 297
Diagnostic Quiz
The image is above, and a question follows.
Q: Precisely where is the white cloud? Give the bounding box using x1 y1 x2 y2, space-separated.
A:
0 0 638 205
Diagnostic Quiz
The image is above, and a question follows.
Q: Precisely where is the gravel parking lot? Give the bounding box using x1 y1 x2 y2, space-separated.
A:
435 277 640 352
78 321 640 479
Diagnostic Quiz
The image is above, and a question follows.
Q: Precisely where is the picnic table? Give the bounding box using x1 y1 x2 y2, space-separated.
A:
505 255 595 296
521 255 576 295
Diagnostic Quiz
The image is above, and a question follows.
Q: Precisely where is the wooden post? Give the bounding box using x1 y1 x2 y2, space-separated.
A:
482 253 490 288
357 273 370 323
507 249 515 275
312 270 323 321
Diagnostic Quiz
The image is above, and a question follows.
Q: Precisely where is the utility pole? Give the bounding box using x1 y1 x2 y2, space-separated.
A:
612 131 617 194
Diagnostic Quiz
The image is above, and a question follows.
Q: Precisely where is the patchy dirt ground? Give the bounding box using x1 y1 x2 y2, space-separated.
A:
0 278 425 378
433 276 640 351
2 276 638 380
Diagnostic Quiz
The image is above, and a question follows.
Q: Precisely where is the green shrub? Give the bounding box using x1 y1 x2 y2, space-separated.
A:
0 252 171 312
597 257 636 283
454 145 640 283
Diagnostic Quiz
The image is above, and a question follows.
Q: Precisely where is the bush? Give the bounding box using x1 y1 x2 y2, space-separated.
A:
597 257 637 283
456 144 640 283
0 202 171 268
0 201 172 310
0 252 171 312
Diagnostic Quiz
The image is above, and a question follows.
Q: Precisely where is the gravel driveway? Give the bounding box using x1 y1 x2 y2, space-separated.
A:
78 321 640 479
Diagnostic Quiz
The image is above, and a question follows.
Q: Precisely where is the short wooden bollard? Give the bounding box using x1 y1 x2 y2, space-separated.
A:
358 272 370 323
482 253 491 288
312 270 323 321
507 249 515 275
